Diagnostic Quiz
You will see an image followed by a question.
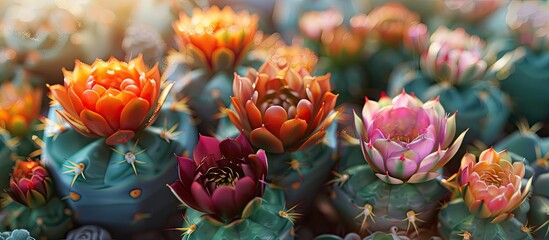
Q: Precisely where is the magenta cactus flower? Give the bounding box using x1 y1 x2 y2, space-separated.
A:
6 160 53 208
168 134 268 221
354 91 467 184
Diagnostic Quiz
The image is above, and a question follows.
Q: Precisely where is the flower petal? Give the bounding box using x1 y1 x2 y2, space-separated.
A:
80 109 114 137
263 106 287 137
211 186 238 219
194 135 221 165
120 97 150 130
250 127 284 153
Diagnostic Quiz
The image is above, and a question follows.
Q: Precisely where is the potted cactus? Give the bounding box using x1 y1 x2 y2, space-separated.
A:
438 148 533 239
42 55 197 238
167 134 295 239
331 91 466 235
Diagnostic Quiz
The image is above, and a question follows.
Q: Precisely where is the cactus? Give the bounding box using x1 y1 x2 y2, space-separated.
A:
331 92 465 234
43 56 197 238
0 229 35 240
438 148 533 240
389 26 509 145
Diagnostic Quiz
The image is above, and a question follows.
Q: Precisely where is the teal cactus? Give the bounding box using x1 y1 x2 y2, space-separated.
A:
2 197 72 240
0 229 35 240
495 1 549 124
178 188 295 240
43 55 197 238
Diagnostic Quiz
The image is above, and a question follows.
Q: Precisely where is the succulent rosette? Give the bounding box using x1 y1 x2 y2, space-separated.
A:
172 6 258 73
222 60 338 209
330 91 465 234
315 226 437 240
43 56 197 238
49 55 165 146
0 229 35 240
0 78 42 193
354 91 466 184
168 135 294 239
389 26 509 145
167 6 260 133
2 161 73 239
438 148 534 239
5 161 53 209
496 1 549 124
66 225 112 240
299 10 371 103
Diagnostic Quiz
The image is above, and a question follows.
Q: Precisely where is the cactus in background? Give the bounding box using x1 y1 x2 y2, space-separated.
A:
2 160 73 239
389 26 509 145
331 91 465 235
362 3 420 93
434 0 509 39
166 6 259 133
0 79 42 192
0 229 35 240
224 59 338 210
43 56 197 238
438 148 533 239
299 10 371 103
496 1 549 124
168 134 294 239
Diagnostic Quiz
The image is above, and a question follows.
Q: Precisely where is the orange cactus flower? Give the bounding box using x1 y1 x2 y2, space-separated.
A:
267 42 318 74
367 3 420 47
0 81 42 137
173 6 259 72
227 61 338 153
49 55 171 145
458 148 532 223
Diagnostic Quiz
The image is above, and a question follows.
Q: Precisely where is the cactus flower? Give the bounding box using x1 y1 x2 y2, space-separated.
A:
444 0 505 22
299 9 344 41
6 160 53 208
506 1 549 51
0 81 42 137
172 6 259 72
227 61 338 153
458 148 532 223
267 43 318 74
354 91 466 184
404 23 429 55
49 55 170 145
168 134 267 221
420 27 487 85
366 3 420 47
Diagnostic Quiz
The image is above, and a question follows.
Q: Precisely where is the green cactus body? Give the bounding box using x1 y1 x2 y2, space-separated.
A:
389 65 509 145
331 141 447 234
167 61 239 133
0 229 36 240
497 48 549 124
317 58 369 104
364 48 409 93
218 113 338 211
2 197 72 240
0 123 42 193
180 188 294 240
438 198 533 240
42 106 196 238
494 131 549 239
